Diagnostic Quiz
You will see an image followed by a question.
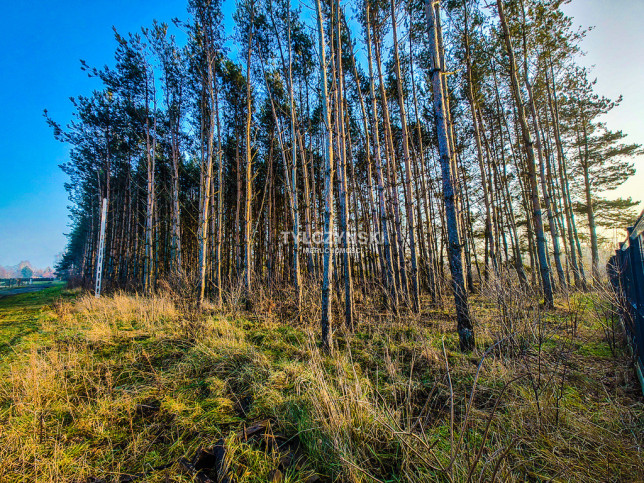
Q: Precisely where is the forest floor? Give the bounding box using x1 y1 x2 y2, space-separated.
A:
0 284 642 482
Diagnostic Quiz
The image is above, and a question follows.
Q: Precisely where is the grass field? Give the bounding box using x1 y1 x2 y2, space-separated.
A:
0 283 66 354
0 281 64 297
0 284 642 482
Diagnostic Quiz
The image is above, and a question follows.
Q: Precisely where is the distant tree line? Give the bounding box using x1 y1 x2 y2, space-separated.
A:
0 261 54 279
50 0 641 350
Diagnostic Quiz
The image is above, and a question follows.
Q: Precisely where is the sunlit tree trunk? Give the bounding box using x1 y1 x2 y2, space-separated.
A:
244 17 255 298
144 68 156 294
197 47 216 306
214 69 223 307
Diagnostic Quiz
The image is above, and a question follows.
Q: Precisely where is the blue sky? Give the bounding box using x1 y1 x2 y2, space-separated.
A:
0 0 641 269
562 0 644 215
0 0 213 268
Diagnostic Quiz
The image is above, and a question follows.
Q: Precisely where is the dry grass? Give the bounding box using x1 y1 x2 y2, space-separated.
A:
0 280 642 482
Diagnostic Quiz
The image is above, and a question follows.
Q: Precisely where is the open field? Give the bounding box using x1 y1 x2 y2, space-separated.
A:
0 281 65 299
0 285 642 482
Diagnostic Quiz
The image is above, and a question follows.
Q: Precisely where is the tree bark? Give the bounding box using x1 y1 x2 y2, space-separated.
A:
197 42 216 305
426 0 475 351
244 15 255 298
316 0 335 349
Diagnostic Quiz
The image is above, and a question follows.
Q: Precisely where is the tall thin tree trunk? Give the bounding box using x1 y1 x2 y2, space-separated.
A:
365 5 397 311
334 2 354 329
546 64 585 288
390 0 420 312
526 75 565 289
316 0 335 349
214 69 223 307
244 18 255 298
426 0 475 351
375 40 407 302
286 8 302 318
197 48 217 305
580 118 600 281
464 2 497 279
169 82 182 276
144 71 156 294
496 0 554 306
490 64 528 286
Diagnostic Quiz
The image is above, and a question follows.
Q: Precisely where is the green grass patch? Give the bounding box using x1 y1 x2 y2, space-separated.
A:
0 289 641 482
